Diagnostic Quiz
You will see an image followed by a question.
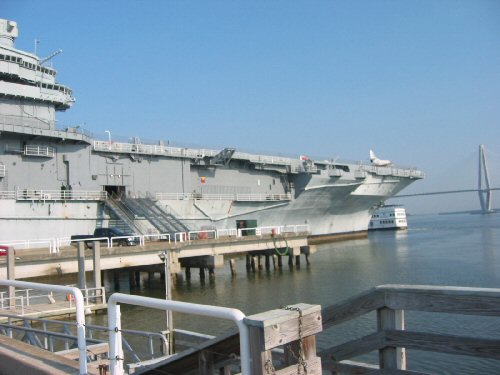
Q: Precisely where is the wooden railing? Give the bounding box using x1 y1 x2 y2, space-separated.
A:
320 284 500 374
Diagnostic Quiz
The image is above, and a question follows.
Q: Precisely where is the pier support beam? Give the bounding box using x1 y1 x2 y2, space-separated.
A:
7 247 15 309
77 242 86 290
92 242 101 289
229 259 237 276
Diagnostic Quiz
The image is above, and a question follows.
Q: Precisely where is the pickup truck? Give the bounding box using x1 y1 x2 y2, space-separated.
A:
71 227 139 247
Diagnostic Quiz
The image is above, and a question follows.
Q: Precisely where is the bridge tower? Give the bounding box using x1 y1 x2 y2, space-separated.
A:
478 144 492 213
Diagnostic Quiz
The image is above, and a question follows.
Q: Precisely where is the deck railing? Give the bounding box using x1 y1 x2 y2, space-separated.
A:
0 224 309 252
156 192 292 201
0 189 107 201
0 287 106 315
320 284 500 374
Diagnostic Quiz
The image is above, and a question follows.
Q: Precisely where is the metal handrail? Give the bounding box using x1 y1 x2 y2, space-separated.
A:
156 192 292 201
1 224 310 251
0 280 88 375
107 293 250 375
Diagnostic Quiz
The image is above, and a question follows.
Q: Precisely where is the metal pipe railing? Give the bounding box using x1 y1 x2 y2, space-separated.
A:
107 293 250 375
0 280 87 375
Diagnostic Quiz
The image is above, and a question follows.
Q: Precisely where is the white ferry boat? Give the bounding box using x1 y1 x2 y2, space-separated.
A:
369 205 408 231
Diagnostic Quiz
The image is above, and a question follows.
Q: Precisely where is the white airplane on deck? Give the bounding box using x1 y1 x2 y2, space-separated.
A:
369 150 392 166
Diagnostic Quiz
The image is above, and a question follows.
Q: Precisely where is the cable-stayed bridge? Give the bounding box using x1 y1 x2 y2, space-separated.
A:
394 145 498 213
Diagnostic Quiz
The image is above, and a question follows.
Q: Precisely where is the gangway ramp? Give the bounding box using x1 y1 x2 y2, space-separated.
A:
123 197 190 234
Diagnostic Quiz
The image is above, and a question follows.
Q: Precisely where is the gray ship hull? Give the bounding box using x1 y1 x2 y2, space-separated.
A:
0 18 424 243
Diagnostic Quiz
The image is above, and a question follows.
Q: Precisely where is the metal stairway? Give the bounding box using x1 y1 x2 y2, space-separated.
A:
121 197 190 234
104 197 146 234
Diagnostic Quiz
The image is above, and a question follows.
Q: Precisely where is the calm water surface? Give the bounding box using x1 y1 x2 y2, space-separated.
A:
88 213 500 374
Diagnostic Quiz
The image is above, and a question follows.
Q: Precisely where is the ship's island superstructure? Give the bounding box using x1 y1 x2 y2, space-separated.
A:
0 19 424 241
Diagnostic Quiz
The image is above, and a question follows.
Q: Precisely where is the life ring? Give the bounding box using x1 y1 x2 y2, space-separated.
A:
66 293 75 301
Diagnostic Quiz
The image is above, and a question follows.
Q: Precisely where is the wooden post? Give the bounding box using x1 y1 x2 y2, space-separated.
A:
244 303 323 375
251 256 257 271
265 255 270 270
113 270 120 291
246 254 251 270
295 255 301 266
277 255 283 268
129 271 136 288
257 255 262 270
272 254 278 270
77 241 86 290
229 259 237 276
377 307 406 370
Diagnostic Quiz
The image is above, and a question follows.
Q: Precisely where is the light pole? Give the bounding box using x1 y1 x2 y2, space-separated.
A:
158 251 174 355
105 130 111 144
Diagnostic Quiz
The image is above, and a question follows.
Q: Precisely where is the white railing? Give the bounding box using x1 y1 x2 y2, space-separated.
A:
0 280 88 375
156 192 292 202
236 193 292 201
110 235 143 247
24 145 55 157
0 287 106 313
2 224 310 252
360 165 425 179
0 164 5 177
142 233 171 242
107 293 250 375
93 140 297 168
0 189 108 201
0 238 56 253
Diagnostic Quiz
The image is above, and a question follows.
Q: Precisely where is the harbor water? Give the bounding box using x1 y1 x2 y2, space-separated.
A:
86 213 500 374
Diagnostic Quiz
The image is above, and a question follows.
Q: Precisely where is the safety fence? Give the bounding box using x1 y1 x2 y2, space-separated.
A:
0 189 107 201
0 224 309 253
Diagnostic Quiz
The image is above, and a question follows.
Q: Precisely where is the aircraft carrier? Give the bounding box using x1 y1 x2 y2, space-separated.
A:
0 19 424 242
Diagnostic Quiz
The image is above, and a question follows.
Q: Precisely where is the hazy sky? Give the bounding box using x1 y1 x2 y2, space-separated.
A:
3 1 500 214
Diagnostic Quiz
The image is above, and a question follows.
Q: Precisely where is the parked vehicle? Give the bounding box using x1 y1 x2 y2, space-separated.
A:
0 245 8 256
71 228 139 248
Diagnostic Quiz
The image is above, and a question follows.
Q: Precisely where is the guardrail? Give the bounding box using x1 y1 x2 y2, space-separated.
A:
0 189 107 201
0 280 88 375
24 145 55 157
1 224 309 252
320 284 500 374
156 192 292 201
0 287 106 314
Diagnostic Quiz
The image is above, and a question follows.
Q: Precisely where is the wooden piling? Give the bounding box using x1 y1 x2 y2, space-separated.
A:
229 259 237 276
295 255 301 266
265 255 270 270
185 267 191 279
